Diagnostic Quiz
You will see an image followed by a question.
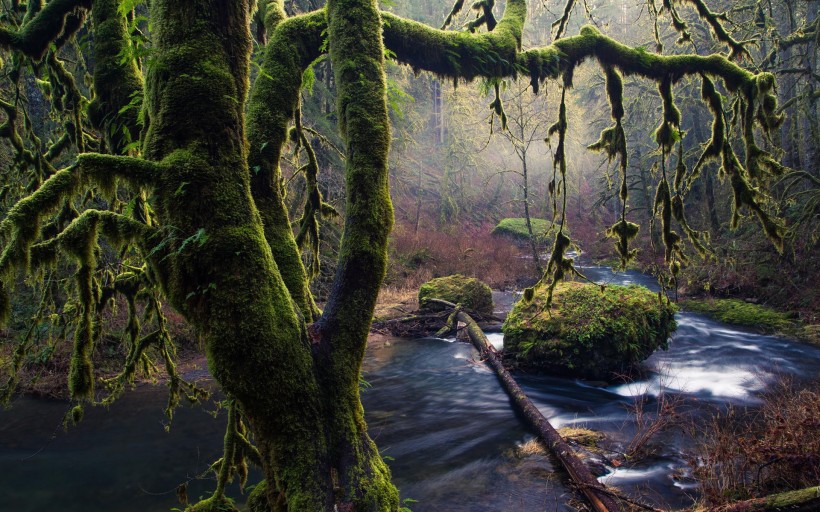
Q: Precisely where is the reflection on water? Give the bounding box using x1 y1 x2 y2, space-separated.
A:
0 389 232 512
1 266 819 511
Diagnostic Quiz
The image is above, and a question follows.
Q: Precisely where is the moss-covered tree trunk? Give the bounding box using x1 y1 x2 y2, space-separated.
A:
140 1 397 510
308 0 399 509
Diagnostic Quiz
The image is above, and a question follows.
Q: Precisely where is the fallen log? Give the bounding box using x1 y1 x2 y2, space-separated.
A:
431 298 624 512
371 307 502 338
714 486 820 511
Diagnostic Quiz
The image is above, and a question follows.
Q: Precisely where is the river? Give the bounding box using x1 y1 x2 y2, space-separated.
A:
1 265 819 511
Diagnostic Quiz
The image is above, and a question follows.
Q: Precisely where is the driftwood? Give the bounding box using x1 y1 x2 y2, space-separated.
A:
430 298 624 512
371 307 502 338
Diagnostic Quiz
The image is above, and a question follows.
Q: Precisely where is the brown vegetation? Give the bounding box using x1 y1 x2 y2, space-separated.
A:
385 220 536 290
689 378 820 506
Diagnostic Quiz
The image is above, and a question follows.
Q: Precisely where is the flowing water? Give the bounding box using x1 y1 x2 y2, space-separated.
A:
2 266 819 511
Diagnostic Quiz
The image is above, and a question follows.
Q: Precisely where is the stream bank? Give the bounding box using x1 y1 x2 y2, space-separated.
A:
1 265 819 511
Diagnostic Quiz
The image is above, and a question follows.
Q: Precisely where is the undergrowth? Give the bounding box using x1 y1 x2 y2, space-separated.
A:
386 221 534 290
688 378 820 506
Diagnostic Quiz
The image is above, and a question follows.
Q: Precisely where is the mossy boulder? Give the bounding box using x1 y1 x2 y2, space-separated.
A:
418 275 493 315
492 218 552 242
503 281 677 379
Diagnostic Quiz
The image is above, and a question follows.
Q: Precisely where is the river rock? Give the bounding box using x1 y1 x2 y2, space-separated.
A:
418 274 494 316
503 281 677 379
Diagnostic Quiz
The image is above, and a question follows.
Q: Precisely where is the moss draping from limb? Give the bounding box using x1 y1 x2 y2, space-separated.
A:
25 208 153 400
0 150 162 401
0 0 91 60
0 155 162 286
291 109 339 279
184 399 259 511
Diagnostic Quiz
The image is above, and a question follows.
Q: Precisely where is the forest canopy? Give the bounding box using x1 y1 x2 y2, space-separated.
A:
0 0 816 510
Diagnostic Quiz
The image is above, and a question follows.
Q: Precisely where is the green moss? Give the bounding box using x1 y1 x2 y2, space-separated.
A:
246 480 273 512
0 0 91 60
381 0 526 81
87 0 144 154
492 218 554 243
185 495 238 512
557 427 604 448
763 486 820 509
418 274 494 316
246 12 326 320
503 281 677 379
681 298 793 333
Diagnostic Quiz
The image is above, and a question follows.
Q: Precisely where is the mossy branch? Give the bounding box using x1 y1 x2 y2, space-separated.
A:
87 0 144 154
0 155 161 288
292 120 339 278
246 10 326 320
0 0 92 60
20 209 154 401
552 0 576 40
382 0 526 82
676 0 750 60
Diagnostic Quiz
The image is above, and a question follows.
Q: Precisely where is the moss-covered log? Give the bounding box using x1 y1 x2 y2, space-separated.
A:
435 302 623 512
715 486 820 511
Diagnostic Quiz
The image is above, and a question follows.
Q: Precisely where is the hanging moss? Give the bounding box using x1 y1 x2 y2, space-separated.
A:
606 219 640 265
654 76 682 151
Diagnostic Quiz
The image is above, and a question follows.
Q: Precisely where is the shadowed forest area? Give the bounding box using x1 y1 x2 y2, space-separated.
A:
0 0 818 511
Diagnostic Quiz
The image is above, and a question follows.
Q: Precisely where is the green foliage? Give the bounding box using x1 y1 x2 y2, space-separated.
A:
681 298 793 333
418 274 494 316
503 282 677 379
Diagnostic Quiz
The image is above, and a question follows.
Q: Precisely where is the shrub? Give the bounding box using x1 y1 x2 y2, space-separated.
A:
386 222 533 290
690 379 820 505
681 298 793 333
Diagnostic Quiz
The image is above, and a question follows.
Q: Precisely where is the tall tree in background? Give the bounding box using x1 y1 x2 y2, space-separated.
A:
0 0 790 510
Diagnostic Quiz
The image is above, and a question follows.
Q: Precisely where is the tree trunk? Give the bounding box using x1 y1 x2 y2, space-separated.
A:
521 149 544 275
141 2 396 510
